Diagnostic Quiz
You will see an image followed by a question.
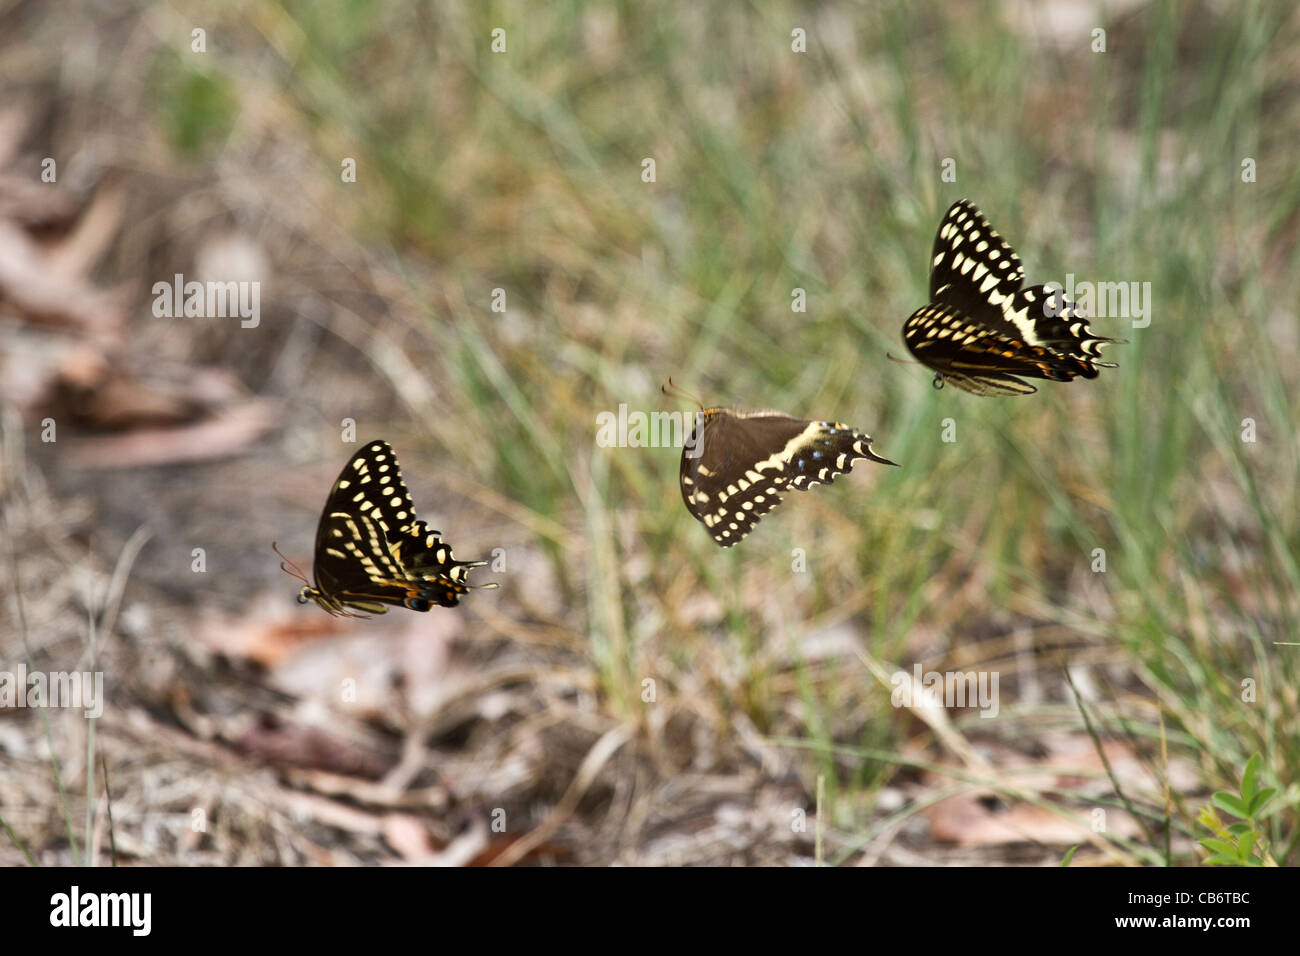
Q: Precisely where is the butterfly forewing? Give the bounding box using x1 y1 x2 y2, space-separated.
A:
298 441 490 615
682 409 896 547
314 440 423 547
904 199 1122 395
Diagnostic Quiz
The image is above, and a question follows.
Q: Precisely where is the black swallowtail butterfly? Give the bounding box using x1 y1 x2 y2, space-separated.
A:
276 440 494 616
670 387 897 547
901 199 1122 396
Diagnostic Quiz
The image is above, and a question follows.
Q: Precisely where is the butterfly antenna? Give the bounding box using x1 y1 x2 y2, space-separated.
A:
662 377 704 410
271 541 311 586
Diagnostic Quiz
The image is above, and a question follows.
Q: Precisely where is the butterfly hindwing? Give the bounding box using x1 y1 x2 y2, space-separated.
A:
1007 284 1118 365
904 303 1060 395
681 409 896 548
904 199 1122 395
392 518 490 606
297 441 491 615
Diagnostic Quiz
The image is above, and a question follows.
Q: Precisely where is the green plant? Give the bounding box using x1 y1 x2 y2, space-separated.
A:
1197 754 1278 866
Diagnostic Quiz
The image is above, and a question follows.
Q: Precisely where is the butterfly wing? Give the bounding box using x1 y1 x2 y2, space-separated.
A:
1006 284 1121 370
681 409 896 547
391 519 495 609
311 508 422 614
905 200 1121 393
928 199 1026 314
905 303 1053 395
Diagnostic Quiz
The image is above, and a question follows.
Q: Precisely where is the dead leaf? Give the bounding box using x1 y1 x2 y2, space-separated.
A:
381 813 438 860
63 398 280 468
923 789 1141 847
233 717 396 779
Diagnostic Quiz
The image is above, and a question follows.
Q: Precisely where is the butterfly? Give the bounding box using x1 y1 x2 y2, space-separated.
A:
275 440 494 616
667 385 897 547
900 199 1122 396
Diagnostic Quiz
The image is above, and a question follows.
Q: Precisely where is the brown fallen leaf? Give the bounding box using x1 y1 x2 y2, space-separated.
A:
233 716 397 780
197 592 347 670
196 590 463 723
0 215 128 337
63 398 279 468
0 328 108 409
381 813 439 861
49 363 249 430
63 370 195 428
917 732 1191 848
923 788 1141 847
42 181 126 280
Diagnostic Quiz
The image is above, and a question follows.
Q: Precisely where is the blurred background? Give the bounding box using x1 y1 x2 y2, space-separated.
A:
1 0 1296 866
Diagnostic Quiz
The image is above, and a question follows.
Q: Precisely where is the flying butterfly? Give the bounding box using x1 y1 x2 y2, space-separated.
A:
666 382 897 548
275 440 494 616
899 199 1123 396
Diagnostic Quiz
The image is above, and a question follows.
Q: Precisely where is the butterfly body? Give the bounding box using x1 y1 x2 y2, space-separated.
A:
903 199 1122 395
288 441 492 616
680 407 896 547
